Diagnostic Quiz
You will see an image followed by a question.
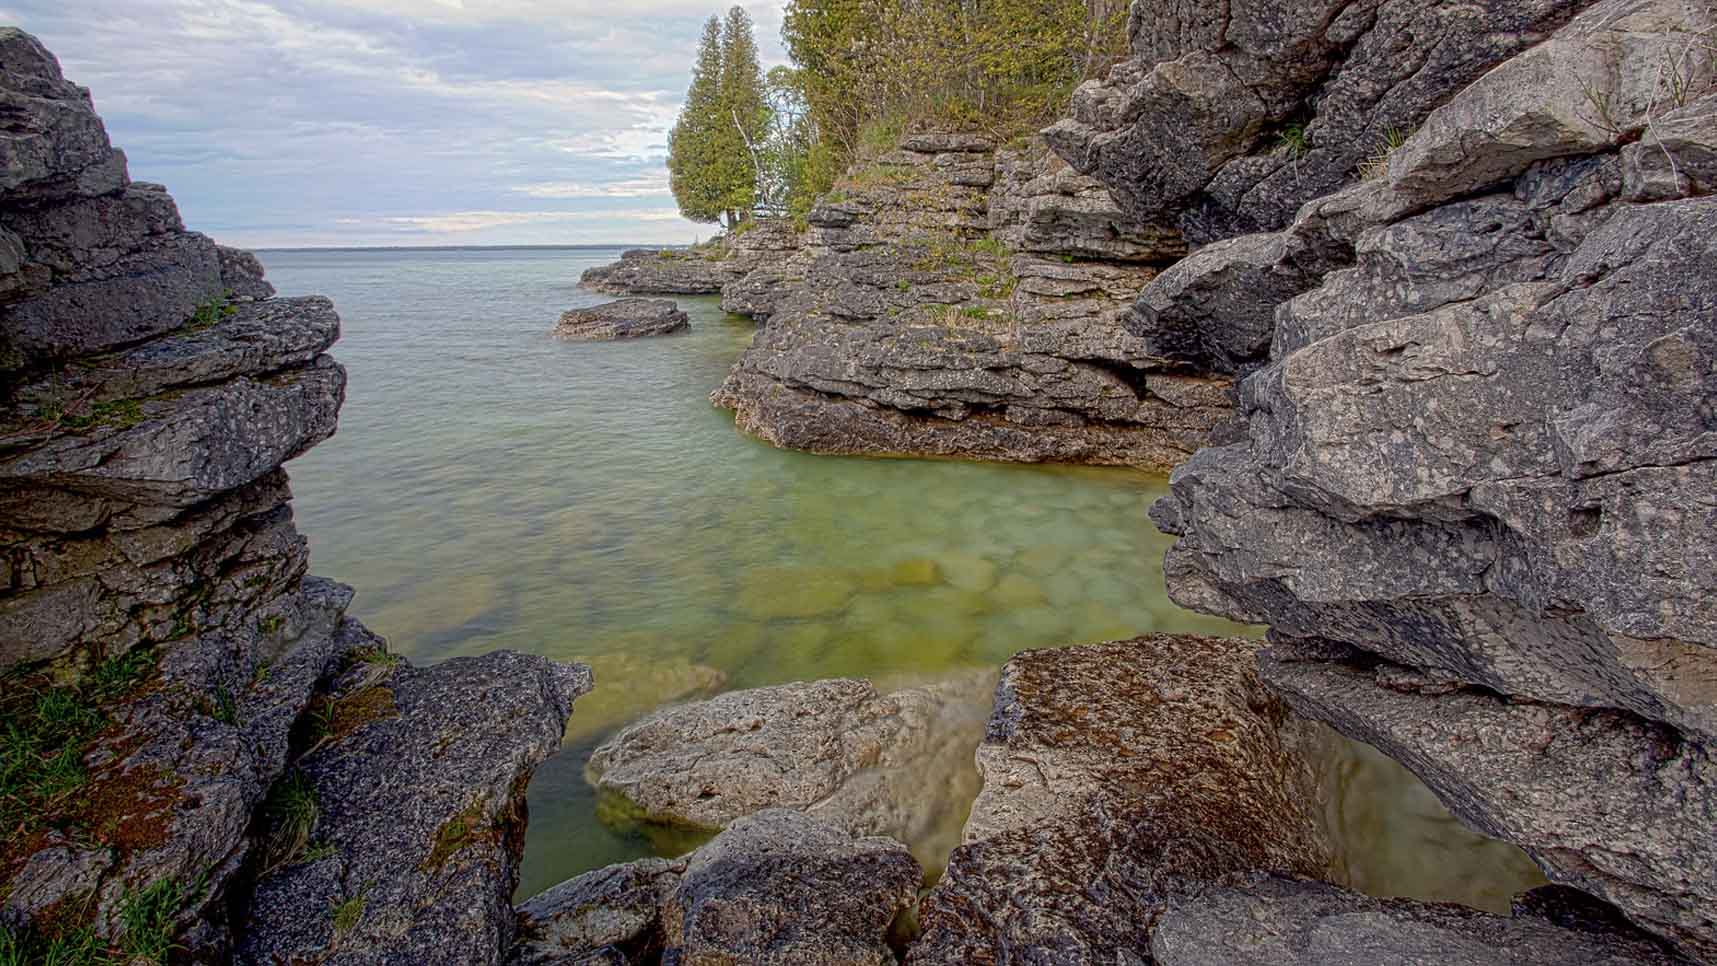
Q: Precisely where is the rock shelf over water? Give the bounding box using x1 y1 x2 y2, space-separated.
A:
552 298 689 341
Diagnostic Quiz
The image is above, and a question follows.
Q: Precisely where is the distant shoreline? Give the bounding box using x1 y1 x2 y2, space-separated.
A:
254 243 688 253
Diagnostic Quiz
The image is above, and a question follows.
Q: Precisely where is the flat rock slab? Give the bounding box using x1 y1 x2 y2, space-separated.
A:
909 635 1331 965
512 810 919 966
585 672 993 862
1152 873 1687 966
553 299 689 340
237 650 592 966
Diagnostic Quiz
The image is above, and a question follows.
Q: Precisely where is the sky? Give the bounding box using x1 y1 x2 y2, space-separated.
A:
4 0 786 248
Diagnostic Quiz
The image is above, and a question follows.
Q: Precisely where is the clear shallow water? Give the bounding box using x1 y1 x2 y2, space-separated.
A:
262 246 1541 907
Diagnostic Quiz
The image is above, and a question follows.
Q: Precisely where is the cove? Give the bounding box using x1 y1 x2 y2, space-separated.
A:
264 245 1539 905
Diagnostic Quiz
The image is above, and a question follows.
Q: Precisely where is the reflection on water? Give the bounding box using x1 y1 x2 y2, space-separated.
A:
262 246 1542 906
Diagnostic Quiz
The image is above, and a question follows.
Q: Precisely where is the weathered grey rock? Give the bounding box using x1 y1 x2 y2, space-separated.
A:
1046 0 1594 244
218 244 276 300
580 245 746 295
586 672 992 866
663 809 920 966
0 578 368 956
1263 648 1715 963
908 636 1331 965
553 298 689 340
718 219 808 319
0 27 126 204
513 857 685 966
713 134 1235 468
237 650 593 966
1151 873 1688 965
1139 8 1717 953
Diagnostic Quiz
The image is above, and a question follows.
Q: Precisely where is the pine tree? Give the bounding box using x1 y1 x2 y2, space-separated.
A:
716 5 771 226
667 16 727 224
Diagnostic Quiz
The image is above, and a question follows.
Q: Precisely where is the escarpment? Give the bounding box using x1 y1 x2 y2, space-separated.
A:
1122 0 1717 959
0 29 590 962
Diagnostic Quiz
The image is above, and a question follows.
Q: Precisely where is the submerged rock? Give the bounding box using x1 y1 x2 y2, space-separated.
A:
909 635 1331 964
1152 873 1687 966
237 650 593 966
553 299 689 341
585 672 993 867
512 811 919 966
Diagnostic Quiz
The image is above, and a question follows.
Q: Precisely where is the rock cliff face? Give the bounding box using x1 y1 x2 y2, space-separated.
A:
711 135 1229 469
0 29 589 962
1118 0 1717 959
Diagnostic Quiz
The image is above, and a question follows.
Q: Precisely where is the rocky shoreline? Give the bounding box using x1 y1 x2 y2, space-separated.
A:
6 0 1716 961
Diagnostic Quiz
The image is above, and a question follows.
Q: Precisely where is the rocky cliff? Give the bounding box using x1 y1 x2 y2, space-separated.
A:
0 29 590 963
1109 0 1717 960
709 134 1228 470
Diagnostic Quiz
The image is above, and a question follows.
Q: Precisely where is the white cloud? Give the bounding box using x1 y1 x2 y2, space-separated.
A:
7 0 786 246
512 175 670 198
375 207 683 233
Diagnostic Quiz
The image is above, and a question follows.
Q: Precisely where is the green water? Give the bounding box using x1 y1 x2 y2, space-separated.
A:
264 246 1542 908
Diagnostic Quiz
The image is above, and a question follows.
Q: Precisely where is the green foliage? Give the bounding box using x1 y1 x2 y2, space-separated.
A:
1276 123 1310 159
0 876 199 966
782 0 1127 152
262 771 319 871
117 877 201 964
183 295 237 333
58 399 144 432
0 650 155 841
668 8 773 225
331 886 368 934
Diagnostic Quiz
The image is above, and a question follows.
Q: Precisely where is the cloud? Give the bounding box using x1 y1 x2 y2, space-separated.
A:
4 0 786 247
512 176 671 198
375 207 684 233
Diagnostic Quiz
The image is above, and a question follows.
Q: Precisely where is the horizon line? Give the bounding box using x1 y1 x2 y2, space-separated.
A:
252 242 692 253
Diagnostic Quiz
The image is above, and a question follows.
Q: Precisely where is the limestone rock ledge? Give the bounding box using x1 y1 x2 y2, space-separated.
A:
552 299 689 341
711 136 1227 470
1128 1 1717 960
0 28 594 964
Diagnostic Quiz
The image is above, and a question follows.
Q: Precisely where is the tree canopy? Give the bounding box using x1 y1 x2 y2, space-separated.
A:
669 0 1128 226
667 8 773 227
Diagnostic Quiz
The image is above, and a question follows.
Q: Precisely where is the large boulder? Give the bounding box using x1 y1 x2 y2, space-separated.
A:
908 636 1331 964
586 672 993 869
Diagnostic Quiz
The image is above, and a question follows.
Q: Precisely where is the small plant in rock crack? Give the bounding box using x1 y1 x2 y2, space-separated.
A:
1276 123 1310 159
263 770 320 871
331 885 369 934
1358 126 1409 180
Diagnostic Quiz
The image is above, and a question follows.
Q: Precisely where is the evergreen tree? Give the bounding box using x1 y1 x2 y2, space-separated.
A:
667 16 727 224
715 5 771 225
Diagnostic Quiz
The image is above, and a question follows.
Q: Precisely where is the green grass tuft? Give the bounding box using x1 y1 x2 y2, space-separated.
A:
263 771 319 871
0 650 155 841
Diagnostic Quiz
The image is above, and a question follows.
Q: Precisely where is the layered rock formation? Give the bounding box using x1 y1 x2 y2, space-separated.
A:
0 29 590 963
711 135 1230 470
1046 0 1594 245
579 228 785 296
552 299 689 341
1126 0 1717 959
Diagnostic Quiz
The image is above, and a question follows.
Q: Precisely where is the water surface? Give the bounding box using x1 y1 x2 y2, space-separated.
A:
263 246 1541 907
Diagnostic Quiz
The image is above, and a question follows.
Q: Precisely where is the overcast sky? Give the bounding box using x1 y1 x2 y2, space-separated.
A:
4 0 786 248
